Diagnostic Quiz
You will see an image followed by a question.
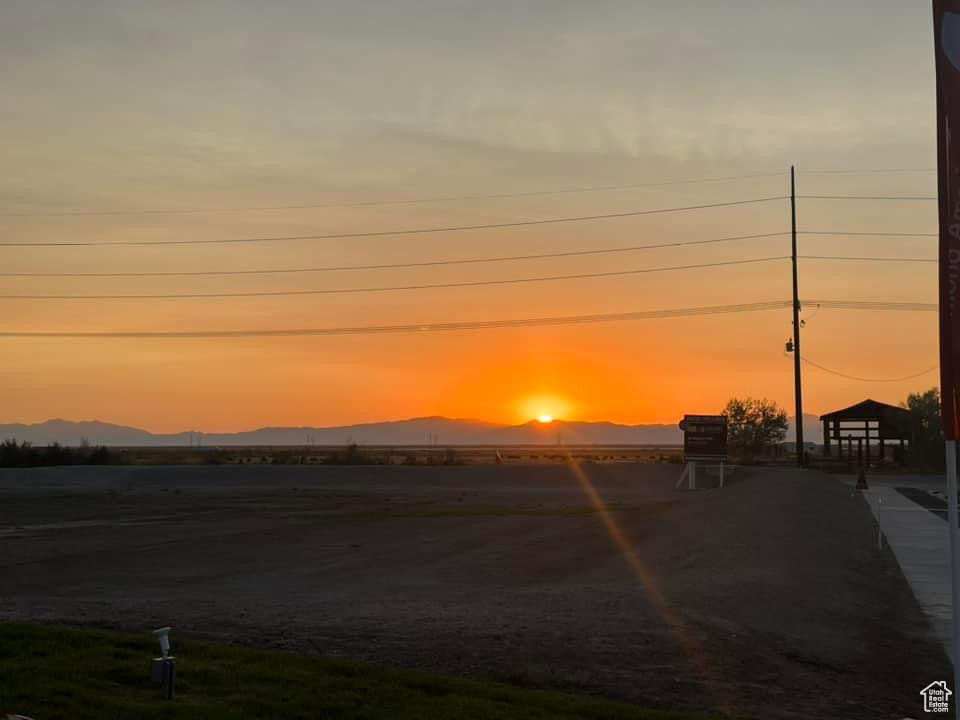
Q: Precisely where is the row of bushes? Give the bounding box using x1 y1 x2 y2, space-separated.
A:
210 445 467 466
0 439 111 467
325 445 464 465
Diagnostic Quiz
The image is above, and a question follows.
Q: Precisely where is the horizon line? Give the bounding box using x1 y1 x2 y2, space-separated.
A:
1 413 824 437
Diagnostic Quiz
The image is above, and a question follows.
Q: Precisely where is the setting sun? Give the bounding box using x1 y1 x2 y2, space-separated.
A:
517 395 572 425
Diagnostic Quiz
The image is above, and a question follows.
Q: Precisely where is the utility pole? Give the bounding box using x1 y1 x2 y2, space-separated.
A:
790 165 805 466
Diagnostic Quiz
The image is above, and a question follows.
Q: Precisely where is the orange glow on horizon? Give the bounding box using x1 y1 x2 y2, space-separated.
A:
0 314 939 432
516 393 573 426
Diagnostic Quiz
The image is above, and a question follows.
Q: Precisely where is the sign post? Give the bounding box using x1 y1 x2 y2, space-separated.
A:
934 2 960 712
678 415 728 490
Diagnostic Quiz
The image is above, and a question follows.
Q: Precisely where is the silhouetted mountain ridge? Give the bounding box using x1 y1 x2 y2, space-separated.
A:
0 414 823 447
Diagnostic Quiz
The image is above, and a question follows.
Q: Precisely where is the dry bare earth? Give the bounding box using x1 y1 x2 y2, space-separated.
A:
0 464 948 719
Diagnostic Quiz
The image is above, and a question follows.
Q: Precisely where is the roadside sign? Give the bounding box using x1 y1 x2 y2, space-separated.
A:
679 414 727 460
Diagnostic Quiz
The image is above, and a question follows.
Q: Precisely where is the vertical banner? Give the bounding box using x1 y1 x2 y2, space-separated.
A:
936 8 960 715
936 0 960 441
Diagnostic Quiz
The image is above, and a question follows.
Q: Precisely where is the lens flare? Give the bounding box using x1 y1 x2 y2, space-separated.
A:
562 452 736 714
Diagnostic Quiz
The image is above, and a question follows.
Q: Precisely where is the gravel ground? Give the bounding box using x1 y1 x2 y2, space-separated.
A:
0 463 949 719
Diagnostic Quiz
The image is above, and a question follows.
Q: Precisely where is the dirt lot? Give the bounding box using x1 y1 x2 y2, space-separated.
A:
0 463 949 719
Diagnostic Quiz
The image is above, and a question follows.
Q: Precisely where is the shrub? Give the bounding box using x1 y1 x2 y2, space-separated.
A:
0 439 110 467
324 443 375 465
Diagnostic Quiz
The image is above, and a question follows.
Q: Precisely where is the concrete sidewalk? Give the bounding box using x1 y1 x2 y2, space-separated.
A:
861 484 953 658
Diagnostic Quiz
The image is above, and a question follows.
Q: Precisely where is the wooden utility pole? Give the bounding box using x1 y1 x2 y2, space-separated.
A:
790 165 805 466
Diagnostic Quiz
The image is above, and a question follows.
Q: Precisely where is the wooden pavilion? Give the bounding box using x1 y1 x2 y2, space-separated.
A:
820 399 911 464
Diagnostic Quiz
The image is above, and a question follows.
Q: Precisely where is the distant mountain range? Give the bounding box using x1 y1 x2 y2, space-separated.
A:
0 414 824 447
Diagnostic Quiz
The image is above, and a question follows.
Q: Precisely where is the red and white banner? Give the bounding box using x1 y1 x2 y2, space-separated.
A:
935 1 960 441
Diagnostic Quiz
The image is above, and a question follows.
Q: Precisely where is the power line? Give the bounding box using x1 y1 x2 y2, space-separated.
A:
801 357 938 383
0 256 789 300
799 231 936 237
799 195 937 201
0 301 796 338
0 196 789 247
2 170 936 219
800 303 821 324
800 255 936 263
804 299 937 311
0 231 790 278
0 298 938 339
799 168 936 175
0 172 787 218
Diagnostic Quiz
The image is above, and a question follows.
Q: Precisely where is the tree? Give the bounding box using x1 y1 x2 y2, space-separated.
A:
901 387 944 468
0 439 36 467
722 397 788 456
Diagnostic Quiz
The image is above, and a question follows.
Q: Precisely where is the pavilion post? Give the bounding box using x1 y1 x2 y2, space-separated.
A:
864 420 870 465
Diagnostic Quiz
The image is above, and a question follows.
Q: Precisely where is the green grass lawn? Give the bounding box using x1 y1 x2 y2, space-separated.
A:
0 622 704 720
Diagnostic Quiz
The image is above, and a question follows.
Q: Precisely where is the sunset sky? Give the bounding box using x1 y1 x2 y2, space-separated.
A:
0 0 943 431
